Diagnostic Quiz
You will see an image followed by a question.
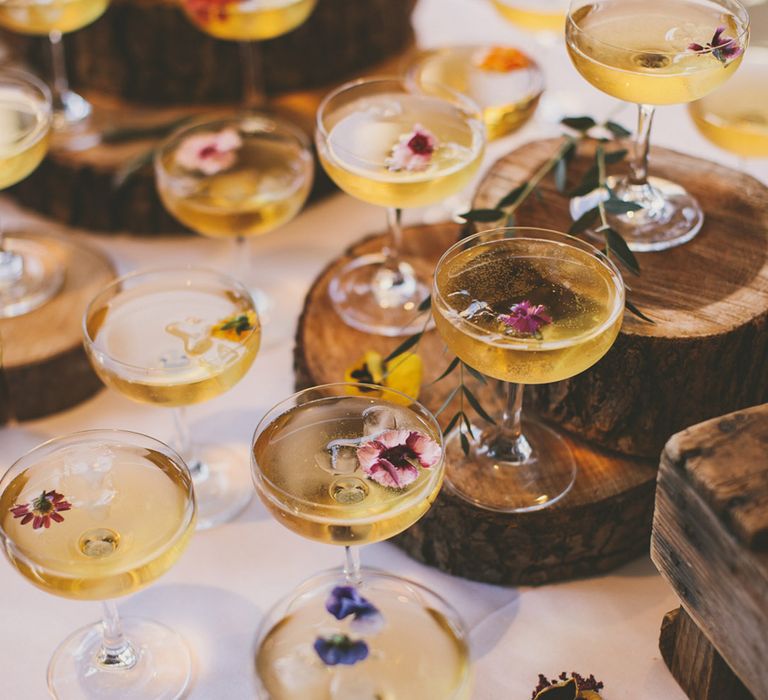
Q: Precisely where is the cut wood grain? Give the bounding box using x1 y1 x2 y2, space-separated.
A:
651 404 768 700
473 138 768 458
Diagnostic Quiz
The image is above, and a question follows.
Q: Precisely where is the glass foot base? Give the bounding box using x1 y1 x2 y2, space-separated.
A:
0 235 65 318
444 418 577 513
52 91 100 151
190 444 253 530
47 617 191 700
569 176 704 252
328 252 432 336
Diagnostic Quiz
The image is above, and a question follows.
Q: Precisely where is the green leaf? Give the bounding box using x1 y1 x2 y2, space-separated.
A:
430 356 461 384
562 138 577 163
383 332 422 363
459 430 470 456
496 183 527 209
435 384 461 417
554 157 568 193
112 147 156 190
561 116 597 132
568 164 599 197
604 227 641 275
605 120 632 138
461 362 487 385
460 411 475 438
603 197 644 214
417 295 432 312
568 206 600 234
443 410 462 436
625 297 655 323
463 385 496 425
458 208 505 223
604 148 629 164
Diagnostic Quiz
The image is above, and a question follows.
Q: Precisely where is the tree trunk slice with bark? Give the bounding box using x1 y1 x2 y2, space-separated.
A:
473 138 768 458
1 0 417 103
294 222 658 585
0 233 114 422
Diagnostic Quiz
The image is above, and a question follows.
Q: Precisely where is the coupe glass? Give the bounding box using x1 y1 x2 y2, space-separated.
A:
251 383 471 698
566 0 750 251
154 113 313 342
0 67 64 318
179 0 317 107
83 267 260 530
0 0 110 146
0 430 196 699
316 77 485 336
432 227 625 512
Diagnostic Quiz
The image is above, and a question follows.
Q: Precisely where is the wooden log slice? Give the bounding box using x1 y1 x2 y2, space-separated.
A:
6 47 409 234
473 138 768 459
294 222 658 585
0 233 114 422
2 0 417 104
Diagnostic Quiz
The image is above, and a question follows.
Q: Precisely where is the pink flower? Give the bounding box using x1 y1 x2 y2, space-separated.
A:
357 429 441 489
174 127 243 176
386 124 438 172
11 490 72 530
499 300 552 336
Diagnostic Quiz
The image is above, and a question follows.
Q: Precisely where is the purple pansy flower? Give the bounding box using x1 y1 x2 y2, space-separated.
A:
498 300 552 336
386 124 438 172
313 634 369 666
11 490 72 530
325 586 385 634
688 26 743 64
357 429 442 489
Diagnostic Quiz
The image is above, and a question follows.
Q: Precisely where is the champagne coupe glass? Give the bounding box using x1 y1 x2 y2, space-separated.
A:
0 67 64 318
0 430 196 699
0 0 110 146
83 268 261 530
492 0 570 42
154 113 313 341
316 77 486 336
432 227 625 513
566 0 750 251
179 0 317 108
251 383 471 698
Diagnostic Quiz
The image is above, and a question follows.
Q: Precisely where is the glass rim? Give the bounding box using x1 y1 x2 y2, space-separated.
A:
250 381 445 517
433 226 626 352
314 74 484 143
153 110 312 175
0 66 52 155
0 428 197 575
566 0 750 57
82 265 260 375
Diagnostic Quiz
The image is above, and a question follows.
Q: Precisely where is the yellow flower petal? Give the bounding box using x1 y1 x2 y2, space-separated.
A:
383 352 422 404
343 351 423 405
211 310 258 342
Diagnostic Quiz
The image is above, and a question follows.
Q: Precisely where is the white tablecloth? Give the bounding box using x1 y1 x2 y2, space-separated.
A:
2 0 766 697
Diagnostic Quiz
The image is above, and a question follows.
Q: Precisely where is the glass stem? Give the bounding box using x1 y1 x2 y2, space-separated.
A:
97 600 137 669
501 381 524 440
481 382 532 463
48 30 70 115
232 235 251 288
628 104 655 186
240 41 264 110
173 406 205 479
343 545 362 585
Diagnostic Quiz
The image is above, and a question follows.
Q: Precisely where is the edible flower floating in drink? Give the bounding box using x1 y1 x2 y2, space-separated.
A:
688 26 744 65
344 350 423 403
181 0 235 25
386 124 438 172
476 46 532 72
175 127 242 175
313 633 369 666
498 300 552 336
357 429 441 488
211 310 258 342
10 490 72 529
325 586 385 633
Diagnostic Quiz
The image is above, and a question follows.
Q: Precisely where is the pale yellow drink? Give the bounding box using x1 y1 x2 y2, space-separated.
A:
0 85 50 189
253 395 443 545
256 586 470 700
491 0 566 32
0 0 108 34
0 443 194 600
433 237 623 384
566 0 747 105
689 45 768 156
181 0 316 41
85 281 260 406
317 92 484 209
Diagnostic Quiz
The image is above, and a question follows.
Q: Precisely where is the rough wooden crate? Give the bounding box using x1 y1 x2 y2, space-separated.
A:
651 404 768 700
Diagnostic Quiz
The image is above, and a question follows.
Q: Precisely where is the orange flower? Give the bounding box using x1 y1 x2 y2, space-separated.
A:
477 46 531 72
211 310 258 342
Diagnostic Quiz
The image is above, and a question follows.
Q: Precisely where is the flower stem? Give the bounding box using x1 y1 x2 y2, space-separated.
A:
97 600 137 669
343 545 362 585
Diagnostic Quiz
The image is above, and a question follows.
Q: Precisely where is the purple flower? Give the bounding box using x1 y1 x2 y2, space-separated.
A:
386 124 438 172
313 634 369 666
357 429 442 489
688 26 743 64
11 490 72 529
498 300 552 336
326 586 385 634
